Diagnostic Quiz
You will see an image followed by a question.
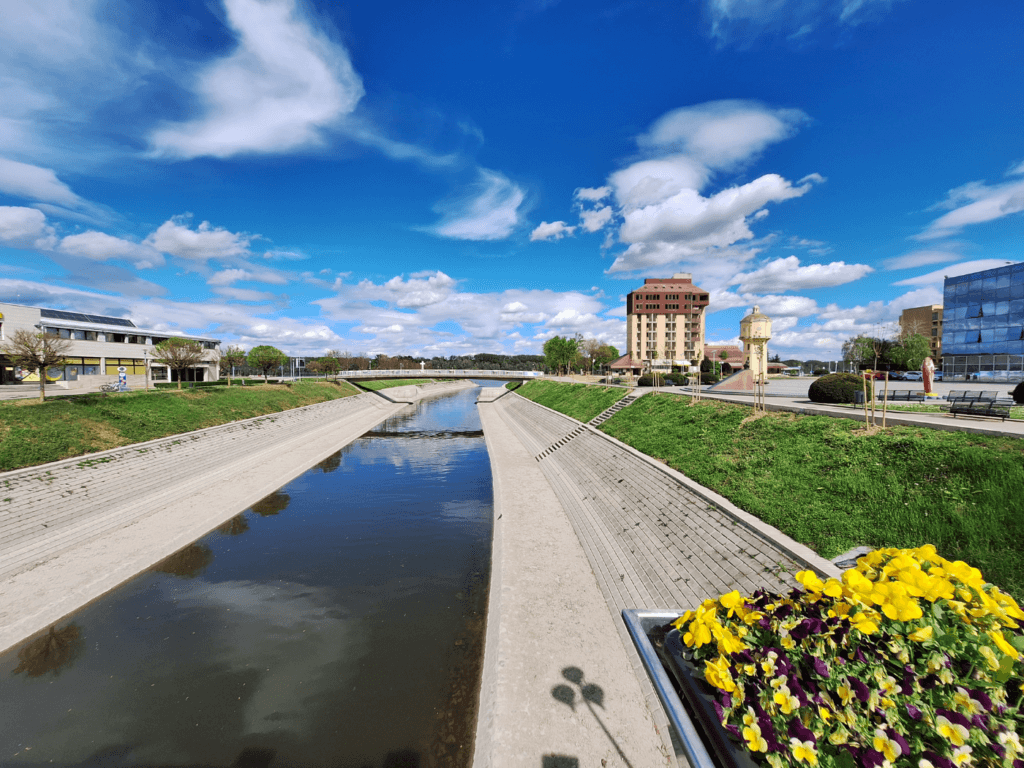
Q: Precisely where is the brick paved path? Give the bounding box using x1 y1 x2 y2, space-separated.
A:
492 393 825 615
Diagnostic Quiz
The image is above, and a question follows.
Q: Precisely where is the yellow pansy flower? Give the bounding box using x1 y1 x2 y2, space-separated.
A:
743 724 768 753
790 738 818 766
935 714 968 747
908 625 934 642
873 728 903 763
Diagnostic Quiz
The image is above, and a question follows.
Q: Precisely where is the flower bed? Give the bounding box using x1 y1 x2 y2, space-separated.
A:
672 545 1024 767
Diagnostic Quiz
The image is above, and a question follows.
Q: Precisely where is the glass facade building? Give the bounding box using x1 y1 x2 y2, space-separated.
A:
941 262 1024 382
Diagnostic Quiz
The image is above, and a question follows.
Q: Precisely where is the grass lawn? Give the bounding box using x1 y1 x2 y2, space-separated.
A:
512 379 628 422
0 380 361 471
356 378 447 390
598 393 1024 598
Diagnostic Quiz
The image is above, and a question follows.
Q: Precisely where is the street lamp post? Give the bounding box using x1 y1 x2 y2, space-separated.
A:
143 349 150 393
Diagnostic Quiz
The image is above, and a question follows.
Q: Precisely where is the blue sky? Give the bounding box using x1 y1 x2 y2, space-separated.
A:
1 0 1022 361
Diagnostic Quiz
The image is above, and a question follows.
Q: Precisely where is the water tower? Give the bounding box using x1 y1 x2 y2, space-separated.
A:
739 305 772 384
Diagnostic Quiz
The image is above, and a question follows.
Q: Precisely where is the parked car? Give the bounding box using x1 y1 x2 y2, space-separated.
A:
904 371 923 381
934 370 943 381
889 371 906 381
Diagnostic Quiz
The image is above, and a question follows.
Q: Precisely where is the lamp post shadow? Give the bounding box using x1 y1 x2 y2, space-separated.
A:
550 665 635 768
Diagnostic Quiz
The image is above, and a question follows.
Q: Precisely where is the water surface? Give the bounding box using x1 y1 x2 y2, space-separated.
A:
0 383 496 768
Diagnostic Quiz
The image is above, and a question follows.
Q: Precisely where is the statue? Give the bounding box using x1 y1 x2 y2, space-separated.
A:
922 356 935 393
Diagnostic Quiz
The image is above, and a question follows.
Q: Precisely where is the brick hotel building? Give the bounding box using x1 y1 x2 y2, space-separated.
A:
625 273 709 371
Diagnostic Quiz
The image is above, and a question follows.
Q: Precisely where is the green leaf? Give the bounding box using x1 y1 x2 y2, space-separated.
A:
1011 635 1024 653
995 654 1015 684
936 632 958 650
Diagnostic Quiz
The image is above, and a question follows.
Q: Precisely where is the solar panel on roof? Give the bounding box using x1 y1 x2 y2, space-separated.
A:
39 309 135 327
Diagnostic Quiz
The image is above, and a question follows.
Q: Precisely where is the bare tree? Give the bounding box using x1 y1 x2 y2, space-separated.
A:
153 337 206 390
1 329 72 402
219 345 247 386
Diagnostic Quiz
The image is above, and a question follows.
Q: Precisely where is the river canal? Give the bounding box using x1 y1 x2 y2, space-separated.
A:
0 383 497 768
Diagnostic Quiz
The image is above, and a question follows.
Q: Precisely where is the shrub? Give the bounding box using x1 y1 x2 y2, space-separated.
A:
808 372 873 404
700 372 720 384
1013 381 1024 404
637 374 665 387
812 368 828 376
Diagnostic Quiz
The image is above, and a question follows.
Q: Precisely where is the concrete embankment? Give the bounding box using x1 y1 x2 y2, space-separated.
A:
0 390 426 655
474 387 675 768
474 388 838 768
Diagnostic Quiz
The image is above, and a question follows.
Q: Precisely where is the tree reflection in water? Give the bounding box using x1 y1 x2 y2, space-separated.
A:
217 514 250 536
150 542 215 578
249 490 290 517
13 624 84 678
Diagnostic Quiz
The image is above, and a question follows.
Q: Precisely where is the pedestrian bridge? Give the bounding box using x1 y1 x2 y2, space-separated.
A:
336 369 543 382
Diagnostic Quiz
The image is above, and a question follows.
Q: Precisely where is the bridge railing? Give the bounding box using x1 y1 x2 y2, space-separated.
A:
330 369 543 378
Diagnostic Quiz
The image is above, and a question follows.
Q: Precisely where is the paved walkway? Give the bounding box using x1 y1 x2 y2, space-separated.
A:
475 389 838 768
693 389 1024 438
0 391 419 655
475 389 676 768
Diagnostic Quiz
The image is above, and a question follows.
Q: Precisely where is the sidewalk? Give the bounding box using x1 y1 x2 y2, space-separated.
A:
691 389 1024 438
475 389 839 768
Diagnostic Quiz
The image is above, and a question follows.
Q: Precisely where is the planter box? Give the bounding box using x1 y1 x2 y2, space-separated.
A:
623 609 758 768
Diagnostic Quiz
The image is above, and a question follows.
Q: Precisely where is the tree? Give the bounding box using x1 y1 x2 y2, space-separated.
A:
247 345 287 382
542 335 578 376
718 349 729 377
889 333 932 371
305 359 326 378
220 345 247 386
318 355 342 379
0 329 72 402
153 337 206 390
594 344 619 371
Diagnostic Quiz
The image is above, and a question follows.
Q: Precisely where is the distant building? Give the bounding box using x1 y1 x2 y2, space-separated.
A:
703 344 744 372
941 262 1024 382
0 301 221 387
899 304 943 359
625 273 709 371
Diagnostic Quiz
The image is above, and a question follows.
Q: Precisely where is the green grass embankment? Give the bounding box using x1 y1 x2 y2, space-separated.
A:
0 380 361 471
356 378 448 390
512 379 627 422
597 393 1024 599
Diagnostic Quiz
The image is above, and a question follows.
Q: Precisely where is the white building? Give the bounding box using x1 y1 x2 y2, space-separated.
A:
0 302 221 389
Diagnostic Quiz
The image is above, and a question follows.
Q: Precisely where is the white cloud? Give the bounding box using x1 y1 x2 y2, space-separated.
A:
731 255 873 292
881 250 961 271
608 174 821 273
207 266 290 285
144 217 251 261
918 175 1024 240
575 186 611 202
315 275 624 355
0 157 86 208
636 100 809 170
60 231 165 269
557 102 821 276
0 206 55 248
579 206 613 233
211 286 281 302
430 169 525 241
530 221 576 241
891 259 1017 287
148 0 364 159
705 0 905 44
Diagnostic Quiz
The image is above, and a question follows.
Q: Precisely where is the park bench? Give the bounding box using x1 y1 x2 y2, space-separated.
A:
949 400 1013 421
879 390 925 402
